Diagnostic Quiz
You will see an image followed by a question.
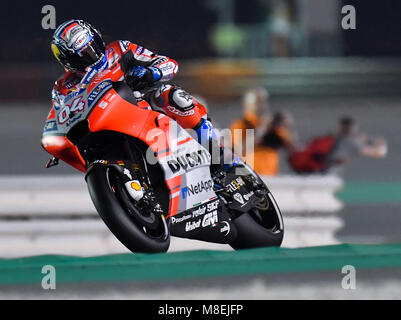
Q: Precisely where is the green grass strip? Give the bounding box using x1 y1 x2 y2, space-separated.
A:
337 181 401 205
0 243 401 286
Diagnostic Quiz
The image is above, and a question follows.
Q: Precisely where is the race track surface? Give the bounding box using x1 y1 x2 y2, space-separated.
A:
0 243 400 299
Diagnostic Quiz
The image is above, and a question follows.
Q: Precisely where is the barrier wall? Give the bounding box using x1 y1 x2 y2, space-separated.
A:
0 174 344 257
0 175 343 216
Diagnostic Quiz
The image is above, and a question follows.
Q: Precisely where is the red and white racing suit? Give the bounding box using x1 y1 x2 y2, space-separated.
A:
51 40 208 131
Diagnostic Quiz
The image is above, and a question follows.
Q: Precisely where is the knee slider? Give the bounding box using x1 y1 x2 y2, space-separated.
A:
168 87 194 112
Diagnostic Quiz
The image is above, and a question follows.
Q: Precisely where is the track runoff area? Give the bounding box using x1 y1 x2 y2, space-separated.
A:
0 242 400 300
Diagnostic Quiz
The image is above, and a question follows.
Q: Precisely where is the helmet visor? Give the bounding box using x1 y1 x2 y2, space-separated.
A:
75 40 104 70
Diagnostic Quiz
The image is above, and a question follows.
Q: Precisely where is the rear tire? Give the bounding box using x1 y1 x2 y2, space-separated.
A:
86 165 170 253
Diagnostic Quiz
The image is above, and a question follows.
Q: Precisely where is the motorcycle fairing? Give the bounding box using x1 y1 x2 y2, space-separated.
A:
42 72 219 218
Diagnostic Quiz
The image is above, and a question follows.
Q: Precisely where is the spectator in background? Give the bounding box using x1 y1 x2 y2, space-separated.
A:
229 89 296 176
327 117 388 172
269 0 295 57
229 87 271 151
289 116 388 174
247 111 296 176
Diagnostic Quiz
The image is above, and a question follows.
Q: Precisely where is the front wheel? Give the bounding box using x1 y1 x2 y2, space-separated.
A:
230 190 284 250
86 164 170 253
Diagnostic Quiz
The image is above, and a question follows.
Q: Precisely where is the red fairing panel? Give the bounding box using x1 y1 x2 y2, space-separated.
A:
42 135 86 172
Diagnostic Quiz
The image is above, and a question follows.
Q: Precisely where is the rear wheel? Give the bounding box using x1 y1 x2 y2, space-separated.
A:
86 164 170 253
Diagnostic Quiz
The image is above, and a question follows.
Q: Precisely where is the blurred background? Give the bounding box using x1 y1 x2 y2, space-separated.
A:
1 0 400 235
0 0 400 298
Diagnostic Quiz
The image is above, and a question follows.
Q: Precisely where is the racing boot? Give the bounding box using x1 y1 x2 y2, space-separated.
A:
194 118 239 174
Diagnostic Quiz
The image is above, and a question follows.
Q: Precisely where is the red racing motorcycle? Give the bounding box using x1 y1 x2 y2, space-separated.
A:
41 70 284 253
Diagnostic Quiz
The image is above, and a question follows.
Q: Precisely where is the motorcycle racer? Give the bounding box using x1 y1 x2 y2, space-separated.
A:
50 19 236 169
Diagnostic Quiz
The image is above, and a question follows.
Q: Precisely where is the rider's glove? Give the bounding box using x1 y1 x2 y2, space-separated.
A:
125 66 162 90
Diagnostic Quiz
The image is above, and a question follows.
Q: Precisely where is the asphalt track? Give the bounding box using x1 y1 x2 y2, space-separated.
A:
0 243 400 299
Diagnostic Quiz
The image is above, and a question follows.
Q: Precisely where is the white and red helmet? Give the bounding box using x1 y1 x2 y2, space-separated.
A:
51 20 106 72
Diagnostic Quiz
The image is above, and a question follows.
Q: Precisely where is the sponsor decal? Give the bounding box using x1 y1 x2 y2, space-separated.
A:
135 46 144 55
226 177 246 193
73 32 89 50
130 181 141 191
167 106 194 117
192 205 206 218
91 160 108 165
207 199 219 211
87 81 112 106
151 56 168 66
201 210 218 227
181 179 213 199
158 61 175 73
233 193 244 205
43 120 58 132
64 90 80 103
168 149 210 173
192 199 219 217
65 80 79 89
124 180 143 201
98 101 108 109
243 191 254 201
170 214 192 224
68 24 83 37
185 219 201 232
172 199 219 231
220 221 231 236
104 92 117 101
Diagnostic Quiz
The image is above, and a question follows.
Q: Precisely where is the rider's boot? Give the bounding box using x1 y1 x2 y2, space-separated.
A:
194 118 240 174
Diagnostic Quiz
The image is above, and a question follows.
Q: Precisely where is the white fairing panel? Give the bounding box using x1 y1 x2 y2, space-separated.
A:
156 119 217 214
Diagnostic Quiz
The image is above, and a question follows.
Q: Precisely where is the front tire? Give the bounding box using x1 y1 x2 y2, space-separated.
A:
230 191 284 250
86 164 170 253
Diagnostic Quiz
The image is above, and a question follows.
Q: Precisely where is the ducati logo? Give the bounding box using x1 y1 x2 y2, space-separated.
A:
168 149 210 173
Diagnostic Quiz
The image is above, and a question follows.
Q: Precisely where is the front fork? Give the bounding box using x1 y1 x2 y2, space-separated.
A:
88 160 165 219
89 160 146 198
